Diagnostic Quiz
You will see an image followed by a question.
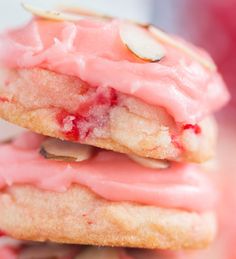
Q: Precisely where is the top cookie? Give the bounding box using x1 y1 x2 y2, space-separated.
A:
0 4 229 162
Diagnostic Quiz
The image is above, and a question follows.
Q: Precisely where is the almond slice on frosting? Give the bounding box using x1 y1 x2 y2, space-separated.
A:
119 22 166 62
22 2 85 22
40 138 94 162
128 154 169 169
149 26 216 71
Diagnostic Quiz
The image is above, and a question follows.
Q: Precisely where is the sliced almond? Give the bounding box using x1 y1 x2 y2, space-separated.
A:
76 247 120 259
22 2 85 22
119 22 165 62
149 26 216 71
40 138 94 162
128 154 169 169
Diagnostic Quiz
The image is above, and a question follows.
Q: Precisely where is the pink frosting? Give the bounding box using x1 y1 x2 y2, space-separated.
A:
0 132 216 212
0 19 229 123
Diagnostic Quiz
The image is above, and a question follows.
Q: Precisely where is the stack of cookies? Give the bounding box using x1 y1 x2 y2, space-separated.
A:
0 3 229 258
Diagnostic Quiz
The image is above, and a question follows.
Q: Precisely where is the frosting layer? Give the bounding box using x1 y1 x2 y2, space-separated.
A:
0 19 229 123
0 132 216 212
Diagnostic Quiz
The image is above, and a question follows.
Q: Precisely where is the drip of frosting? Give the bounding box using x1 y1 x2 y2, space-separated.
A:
0 132 216 212
0 19 229 123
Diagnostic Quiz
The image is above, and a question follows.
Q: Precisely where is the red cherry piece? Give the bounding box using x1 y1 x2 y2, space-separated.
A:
183 124 201 134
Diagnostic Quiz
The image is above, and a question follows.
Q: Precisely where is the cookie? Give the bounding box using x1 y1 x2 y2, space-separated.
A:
0 68 218 163
0 185 216 250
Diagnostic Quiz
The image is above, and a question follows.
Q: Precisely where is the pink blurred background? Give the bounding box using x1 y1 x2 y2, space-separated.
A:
170 1 236 258
153 4 236 256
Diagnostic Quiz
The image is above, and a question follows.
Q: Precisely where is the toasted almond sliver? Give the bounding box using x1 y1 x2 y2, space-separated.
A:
40 138 94 162
22 2 85 22
119 22 165 62
128 154 169 169
149 26 216 71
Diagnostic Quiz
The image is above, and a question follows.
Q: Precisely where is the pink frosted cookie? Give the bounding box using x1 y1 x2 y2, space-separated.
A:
0 5 229 163
0 132 216 249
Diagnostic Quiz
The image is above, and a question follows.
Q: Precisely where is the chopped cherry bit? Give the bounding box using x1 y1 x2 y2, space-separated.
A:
96 88 118 106
183 124 202 134
110 88 118 106
57 111 80 141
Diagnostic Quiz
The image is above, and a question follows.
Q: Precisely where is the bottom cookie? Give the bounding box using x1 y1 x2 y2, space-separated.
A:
0 185 216 250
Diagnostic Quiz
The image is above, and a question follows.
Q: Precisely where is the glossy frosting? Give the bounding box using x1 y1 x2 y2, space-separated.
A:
0 18 229 123
0 132 216 212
